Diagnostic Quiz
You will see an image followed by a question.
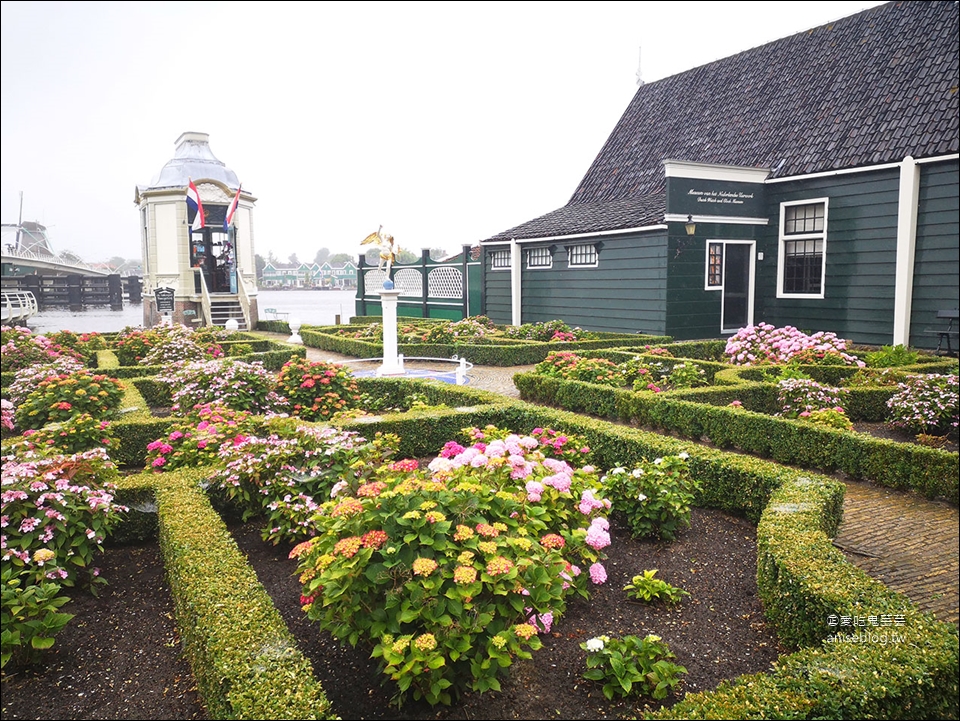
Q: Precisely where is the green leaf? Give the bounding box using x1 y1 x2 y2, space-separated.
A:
31 636 56 650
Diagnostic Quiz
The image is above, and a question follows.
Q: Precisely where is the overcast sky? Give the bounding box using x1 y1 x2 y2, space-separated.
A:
1 0 887 265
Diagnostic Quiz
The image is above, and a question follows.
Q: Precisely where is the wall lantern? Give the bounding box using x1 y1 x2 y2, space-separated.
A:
685 214 696 236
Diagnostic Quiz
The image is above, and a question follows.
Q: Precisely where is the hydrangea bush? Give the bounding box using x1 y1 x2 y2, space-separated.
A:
137 324 223 365
274 357 362 422
1 448 127 588
9 414 117 458
145 404 257 472
209 424 398 543
580 634 686 700
1 448 127 668
886 374 959 435
601 454 698 541
1 326 83 374
7 356 88 407
776 378 849 419
291 427 613 705
533 351 706 392
503 320 585 342
14 370 125 431
157 358 283 414
724 323 863 366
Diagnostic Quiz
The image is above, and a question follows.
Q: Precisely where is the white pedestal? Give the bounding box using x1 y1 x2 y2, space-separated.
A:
377 289 405 376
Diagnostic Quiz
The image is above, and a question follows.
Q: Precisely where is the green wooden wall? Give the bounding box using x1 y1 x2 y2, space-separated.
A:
758 168 901 346
514 231 668 334
483 255 512 325
664 224 763 340
909 159 959 350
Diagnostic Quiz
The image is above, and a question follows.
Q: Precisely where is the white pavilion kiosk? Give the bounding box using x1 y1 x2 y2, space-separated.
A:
134 131 258 329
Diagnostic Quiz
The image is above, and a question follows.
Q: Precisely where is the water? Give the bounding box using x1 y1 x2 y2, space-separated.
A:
22 289 358 334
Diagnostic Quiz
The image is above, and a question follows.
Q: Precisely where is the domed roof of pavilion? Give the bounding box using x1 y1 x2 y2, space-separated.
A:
140 131 240 191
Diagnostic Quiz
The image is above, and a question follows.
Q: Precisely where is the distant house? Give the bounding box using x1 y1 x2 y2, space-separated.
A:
480 1 958 349
261 261 311 287
317 260 358 289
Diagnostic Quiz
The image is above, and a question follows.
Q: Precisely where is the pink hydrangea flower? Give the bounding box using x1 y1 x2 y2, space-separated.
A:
589 562 607 584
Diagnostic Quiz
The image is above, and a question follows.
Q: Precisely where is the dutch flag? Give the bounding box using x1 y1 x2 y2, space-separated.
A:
224 184 242 233
186 179 205 230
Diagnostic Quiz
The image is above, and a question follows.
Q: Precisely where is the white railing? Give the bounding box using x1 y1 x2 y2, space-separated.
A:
0 247 107 275
236 274 252 330
0 290 39 323
195 270 214 327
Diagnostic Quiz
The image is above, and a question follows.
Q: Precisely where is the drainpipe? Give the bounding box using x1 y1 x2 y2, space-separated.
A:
893 156 920 346
510 238 521 326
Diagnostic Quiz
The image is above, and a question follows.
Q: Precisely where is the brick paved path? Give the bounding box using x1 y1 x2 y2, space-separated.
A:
833 480 958 624
258 332 960 626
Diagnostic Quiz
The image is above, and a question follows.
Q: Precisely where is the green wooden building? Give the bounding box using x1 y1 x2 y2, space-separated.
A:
480 1 958 349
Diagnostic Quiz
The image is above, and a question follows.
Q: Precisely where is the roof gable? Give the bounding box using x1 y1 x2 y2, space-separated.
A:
486 1 958 242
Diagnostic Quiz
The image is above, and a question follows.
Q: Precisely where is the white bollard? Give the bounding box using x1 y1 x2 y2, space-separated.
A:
287 317 303 344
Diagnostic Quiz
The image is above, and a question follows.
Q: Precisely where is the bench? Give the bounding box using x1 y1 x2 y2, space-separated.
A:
263 307 289 322
926 309 959 356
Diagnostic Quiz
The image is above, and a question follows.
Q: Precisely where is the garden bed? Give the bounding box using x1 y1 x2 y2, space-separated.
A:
0 508 784 720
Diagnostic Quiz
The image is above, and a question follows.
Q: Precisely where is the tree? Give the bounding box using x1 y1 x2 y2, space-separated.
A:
396 249 418 265
329 253 354 264
255 253 267 281
288 252 300 266
313 247 331 266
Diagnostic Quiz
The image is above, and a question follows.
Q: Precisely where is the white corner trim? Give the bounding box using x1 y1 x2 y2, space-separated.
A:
893 157 920 346
510 239 522 327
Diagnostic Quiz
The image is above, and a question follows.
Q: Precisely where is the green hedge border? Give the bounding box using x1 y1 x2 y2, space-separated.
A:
299 326 671 366
513 371 958 504
113 469 335 720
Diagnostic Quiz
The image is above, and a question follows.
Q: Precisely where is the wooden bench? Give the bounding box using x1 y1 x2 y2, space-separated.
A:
926 309 959 356
263 307 289 322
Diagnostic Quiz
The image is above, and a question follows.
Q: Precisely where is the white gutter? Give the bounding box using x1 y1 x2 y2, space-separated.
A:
482 223 667 246
893 156 921 346
766 153 958 184
510 238 522 326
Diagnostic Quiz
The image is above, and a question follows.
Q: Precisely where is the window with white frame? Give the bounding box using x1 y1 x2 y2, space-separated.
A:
567 243 598 267
526 246 553 269
779 200 826 297
705 242 723 289
489 249 510 270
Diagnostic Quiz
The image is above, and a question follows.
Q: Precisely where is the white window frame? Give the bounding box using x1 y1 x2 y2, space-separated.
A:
567 243 599 268
490 249 510 270
704 241 723 290
777 198 828 299
526 246 553 269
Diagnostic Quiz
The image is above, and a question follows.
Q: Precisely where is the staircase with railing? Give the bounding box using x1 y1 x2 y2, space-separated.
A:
209 297 247 330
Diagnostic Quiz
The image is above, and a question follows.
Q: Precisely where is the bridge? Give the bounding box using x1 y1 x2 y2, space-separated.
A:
1 222 141 310
1 222 109 276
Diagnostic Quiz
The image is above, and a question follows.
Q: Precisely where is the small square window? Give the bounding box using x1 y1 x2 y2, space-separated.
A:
490 249 510 269
527 247 553 269
568 244 598 267
706 242 723 288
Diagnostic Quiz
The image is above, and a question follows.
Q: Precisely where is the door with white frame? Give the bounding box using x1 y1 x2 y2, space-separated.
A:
704 239 756 334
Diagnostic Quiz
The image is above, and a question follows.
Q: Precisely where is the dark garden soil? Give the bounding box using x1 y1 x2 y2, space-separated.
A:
0 508 786 720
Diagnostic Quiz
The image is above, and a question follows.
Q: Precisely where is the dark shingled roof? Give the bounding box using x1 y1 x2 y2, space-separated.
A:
485 1 959 242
